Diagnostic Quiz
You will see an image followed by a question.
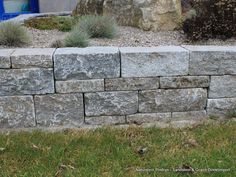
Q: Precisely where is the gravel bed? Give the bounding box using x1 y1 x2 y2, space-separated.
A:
0 26 235 48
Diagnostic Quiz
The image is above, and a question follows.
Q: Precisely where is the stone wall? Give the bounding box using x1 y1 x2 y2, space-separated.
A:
0 46 235 129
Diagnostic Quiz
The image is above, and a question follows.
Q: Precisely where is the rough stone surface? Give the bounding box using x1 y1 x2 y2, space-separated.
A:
184 46 236 75
207 98 236 116
139 88 207 113
85 91 138 116
0 49 13 68
54 47 120 80
0 96 35 128
73 0 182 31
160 76 209 88
11 48 55 68
35 93 84 127
172 110 207 120
209 75 236 98
0 69 54 96
85 116 125 125
56 79 104 93
126 113 171 124
121 47 189 77
105 77 159 91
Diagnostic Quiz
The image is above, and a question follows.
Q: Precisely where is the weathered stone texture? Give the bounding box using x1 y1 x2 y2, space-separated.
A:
209 75 236 98
184 46 236 75
207 98 236 116
0 96 35 128
126 113 171 124
54 47 120 80
11 48 55 68
35 93 84 127
105 77 159 91
0 69 54 96
121 47 189 77
139 88 207 113
172 110 207 120
85 116 125 125
160 76 209 88
56 79 104 93
0 49 13 68
85 91 138 116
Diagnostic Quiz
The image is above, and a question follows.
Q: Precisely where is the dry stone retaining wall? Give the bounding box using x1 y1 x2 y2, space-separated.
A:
0 46 235 129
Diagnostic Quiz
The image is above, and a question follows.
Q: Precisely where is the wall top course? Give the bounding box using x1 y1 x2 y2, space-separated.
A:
119 46 188 53
182 45 236 52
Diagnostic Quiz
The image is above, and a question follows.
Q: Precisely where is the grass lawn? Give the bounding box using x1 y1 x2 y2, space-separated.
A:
0 121 235 177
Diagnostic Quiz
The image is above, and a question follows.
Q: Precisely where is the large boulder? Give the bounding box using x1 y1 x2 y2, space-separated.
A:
73 0 182 31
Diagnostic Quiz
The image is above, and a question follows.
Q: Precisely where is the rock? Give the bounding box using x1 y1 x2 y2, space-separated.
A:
139 88 207 113
0 49 13 68
121 46 189 77
172 110 207 120
34 93 84 127
207 98 236 116
85 116 125 125
0 96 35 128
183 46 236 75
11 48 55 68
0 69 54 96
160 76 209 88
73 0 182 31
209 75 236 98
126 113 171 124
85 91 138 116
56 79 104 93
105 77 159 91
54 47 120 80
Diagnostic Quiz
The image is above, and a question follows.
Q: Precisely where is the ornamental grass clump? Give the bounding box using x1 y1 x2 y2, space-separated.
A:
0 22 31 47
77 15 118 39
183 0 236 41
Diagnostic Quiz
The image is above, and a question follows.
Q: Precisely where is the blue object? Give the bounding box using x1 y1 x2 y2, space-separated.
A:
0 0 39 21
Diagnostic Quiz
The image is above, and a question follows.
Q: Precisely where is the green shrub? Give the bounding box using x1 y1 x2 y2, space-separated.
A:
0 22 31 47
77 15 118 39
183 0 236 41
64 25 89 47
51 39 64 48
56 16 74 32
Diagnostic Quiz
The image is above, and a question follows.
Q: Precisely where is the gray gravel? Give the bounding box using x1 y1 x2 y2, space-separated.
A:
0 26 235 48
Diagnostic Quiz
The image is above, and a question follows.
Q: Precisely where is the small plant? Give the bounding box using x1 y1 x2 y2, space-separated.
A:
0 22 31 47
51 39 64 48
56 16 74 32
226 110 236 119
183 0 236 41
77 15 118 39
64 25 89 47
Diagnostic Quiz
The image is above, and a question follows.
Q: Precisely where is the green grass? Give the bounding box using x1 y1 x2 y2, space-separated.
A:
0 122 235 177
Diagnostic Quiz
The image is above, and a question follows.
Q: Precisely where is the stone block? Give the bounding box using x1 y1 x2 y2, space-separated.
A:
121 46 189 77
0 68 54 96
0 96 35 128
209 75 236 98
56 79 104 93
126 113 171 124
105 77 159 91
54 47 120 80
85 91 138 116
34 93 84 127
11 48 55 68
85 116 125 125
139 88 207 113
160 76 209 88
0 49 13 68
172 110 207 120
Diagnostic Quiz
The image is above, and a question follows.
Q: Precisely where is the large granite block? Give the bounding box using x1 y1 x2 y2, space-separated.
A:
121 46 189 77
207 98 236 116
0 49 13 68
85 91 138 116
0 68 54 96
160 76 209 88
56 79 104 93
34 93 84 127
54 47 120 80
139 88 207 113
184 46 236 75
0 96 35 128
105 77 159 91
209 75 236 98
11 48 55 68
